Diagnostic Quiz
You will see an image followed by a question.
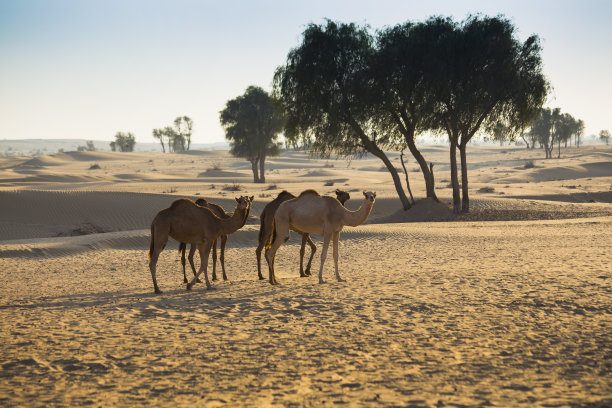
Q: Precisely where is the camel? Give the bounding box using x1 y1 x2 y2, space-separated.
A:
265 190 376 285
178 197 247 283
255 189 350 280
148 195 253 293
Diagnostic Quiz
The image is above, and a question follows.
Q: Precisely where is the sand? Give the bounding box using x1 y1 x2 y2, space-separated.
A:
0 145 610 407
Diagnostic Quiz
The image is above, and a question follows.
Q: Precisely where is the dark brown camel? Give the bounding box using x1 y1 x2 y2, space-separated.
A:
178 197 247 283
255 189 349 280
148 196 253 293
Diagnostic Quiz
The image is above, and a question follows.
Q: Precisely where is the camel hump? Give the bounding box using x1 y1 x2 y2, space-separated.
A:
170 198 196 208
298 189 320 198
276 190 295 200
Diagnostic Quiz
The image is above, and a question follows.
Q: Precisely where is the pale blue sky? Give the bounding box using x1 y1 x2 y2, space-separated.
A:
1 0 610 144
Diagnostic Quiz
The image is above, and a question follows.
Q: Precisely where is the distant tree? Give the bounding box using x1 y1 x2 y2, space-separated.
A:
173 116 193 151
274 20 413 209
77 140 96 152
160 126 181 153
600 129 611 145
530 108 560 159
220 86 283 183
574 119 585 147
429 15 548 212
488 123 510 146
111 132 136 152
152 128 165 152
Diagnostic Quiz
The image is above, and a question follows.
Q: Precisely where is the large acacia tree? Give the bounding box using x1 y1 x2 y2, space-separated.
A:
430 15 548 213
372 18 458 201
220 86 283 183
274 20 412 210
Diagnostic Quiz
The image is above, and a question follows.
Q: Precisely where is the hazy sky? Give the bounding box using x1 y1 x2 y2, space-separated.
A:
1 0 611 145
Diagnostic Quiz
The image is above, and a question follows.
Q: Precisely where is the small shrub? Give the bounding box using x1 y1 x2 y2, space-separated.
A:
88 163 101 170
163 186 178 193
222 182 242 191
524 160 535 169
478 186 495 193
207 162 223 172
266 184 278 190
324 181 334 186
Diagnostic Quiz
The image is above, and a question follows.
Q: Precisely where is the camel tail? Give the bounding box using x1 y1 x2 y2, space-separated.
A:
266 219 276 250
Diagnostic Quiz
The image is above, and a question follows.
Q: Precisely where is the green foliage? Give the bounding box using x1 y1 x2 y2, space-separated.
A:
274 20 377 157
110 132 135 152
600 129 611 145
220 86 283 183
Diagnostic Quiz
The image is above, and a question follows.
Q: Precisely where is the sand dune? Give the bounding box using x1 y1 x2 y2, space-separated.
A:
0 145 610 407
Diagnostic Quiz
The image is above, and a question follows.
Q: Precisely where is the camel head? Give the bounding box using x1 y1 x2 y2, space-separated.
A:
235 195 254 210
335 189 350 205
362 191 376 203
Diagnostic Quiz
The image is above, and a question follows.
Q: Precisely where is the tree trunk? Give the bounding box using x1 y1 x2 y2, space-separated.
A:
558 139 561 159
450 140 461 214
160 141 165 153
250 159 260 183
259 155 266 184
376 150 411 210
399 150 415 205
347 116 411 210
403 131 438 201
459 142 470 213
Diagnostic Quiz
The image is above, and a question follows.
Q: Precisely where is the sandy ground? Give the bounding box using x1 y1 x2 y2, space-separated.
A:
0 145 610 407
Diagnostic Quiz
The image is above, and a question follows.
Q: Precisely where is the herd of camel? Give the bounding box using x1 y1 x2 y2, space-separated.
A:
148 188 377 293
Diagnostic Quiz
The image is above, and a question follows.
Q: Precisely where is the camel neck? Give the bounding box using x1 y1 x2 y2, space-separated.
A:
219 206 248 235
342 199 373 227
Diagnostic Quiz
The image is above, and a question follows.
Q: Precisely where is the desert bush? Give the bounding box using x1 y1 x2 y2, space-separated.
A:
524 160 535 169
207 162 223 172
223 182 242 191
266 184 278 190
324 181 334 186
88 163 101 170
478 186 495 193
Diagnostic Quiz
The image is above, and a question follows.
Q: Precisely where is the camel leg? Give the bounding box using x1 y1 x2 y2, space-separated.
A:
187 241 213 290
149 234 168 294
220 235 228 281
187 245 201 283
299 234 307 277
255 222 271 280
318 234 332 284
265 234 287 286
305 234 316 276
211 238 218 281
332 232 344 282
180 244 187 283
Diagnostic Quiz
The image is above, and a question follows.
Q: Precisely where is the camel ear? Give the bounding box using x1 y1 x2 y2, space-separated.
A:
235 197 239 203
373 192 377 198
362 191 367 197
249 195 254 202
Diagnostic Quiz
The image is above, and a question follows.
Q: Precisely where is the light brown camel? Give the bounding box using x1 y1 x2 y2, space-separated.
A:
178 197 248 283
255 189 350 280
265 190 375 285
148 195 253 293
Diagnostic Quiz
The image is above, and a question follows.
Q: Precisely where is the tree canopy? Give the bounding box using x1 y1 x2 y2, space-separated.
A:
110 132 135 152
274 16 548 212
220 86 283 183
274 20 412 209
